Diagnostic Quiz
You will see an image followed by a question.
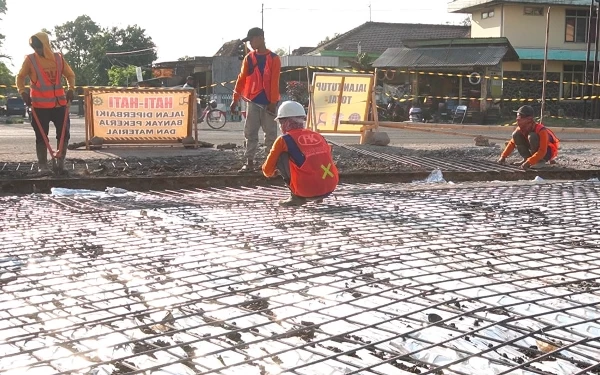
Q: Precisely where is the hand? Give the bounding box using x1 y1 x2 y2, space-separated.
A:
520 161 531 170
66 89 74 102
21 92 31 106
229 101 238 114
267 103 277 116
497 157 506 165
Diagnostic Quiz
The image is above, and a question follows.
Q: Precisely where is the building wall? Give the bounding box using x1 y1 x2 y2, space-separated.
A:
471 4 596 50
503 60 563 72
211 56 242 96
471 5 502 38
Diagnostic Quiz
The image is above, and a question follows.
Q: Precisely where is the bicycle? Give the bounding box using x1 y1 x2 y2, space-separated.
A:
198 97 227 129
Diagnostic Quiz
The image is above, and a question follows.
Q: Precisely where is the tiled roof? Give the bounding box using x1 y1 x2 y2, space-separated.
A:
214 40 242 57
292 47 316 56
308 22 470 55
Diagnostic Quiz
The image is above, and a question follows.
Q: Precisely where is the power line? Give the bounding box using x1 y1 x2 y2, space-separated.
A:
105 47 155 56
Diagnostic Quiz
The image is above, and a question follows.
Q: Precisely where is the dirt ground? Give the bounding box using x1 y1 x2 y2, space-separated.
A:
1 140 599 180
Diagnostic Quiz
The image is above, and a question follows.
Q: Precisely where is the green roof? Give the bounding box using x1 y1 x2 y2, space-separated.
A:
515 48 588 61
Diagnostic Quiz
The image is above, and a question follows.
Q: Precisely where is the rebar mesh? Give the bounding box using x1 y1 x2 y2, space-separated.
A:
1 181 600 375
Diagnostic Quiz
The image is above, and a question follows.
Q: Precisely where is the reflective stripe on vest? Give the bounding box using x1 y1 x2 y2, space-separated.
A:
28 52 67 108
243 52 274 101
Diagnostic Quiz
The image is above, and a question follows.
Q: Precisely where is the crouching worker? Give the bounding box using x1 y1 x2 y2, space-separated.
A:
262 101 339 206
498 105 559 170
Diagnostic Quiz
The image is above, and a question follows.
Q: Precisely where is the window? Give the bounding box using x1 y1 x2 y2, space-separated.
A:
522 63 542 71
524 6 543 16
566 9 597 43
563 64 585 99
481 10 494 19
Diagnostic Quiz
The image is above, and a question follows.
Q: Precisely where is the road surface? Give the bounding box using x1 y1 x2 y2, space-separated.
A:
2 116 600 162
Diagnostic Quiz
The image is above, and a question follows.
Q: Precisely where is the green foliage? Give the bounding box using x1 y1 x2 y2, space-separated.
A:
274 48 287 56
317 33 340 47
48 15 157 86
0 0 7 55
0 61 13 85
345 52 373 71
108 65 138 87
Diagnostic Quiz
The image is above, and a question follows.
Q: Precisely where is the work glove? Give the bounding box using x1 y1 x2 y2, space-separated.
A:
66 89 74 102
21 92 31 106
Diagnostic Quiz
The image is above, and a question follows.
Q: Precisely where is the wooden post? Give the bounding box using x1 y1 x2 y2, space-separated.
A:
84 89 90 150
192 90 199 149
333 77 345 132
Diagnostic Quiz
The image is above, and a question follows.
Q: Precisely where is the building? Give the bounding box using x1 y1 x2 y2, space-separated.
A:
372 37 519 121
449 0 595 116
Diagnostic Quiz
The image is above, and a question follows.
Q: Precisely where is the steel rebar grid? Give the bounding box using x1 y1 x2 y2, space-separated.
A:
1 181 600 375
0 145 521 179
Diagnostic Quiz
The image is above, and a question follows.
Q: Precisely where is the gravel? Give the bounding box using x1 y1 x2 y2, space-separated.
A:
0 142 599 180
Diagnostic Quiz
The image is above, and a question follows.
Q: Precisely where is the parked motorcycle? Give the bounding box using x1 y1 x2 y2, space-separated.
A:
409 106 423 122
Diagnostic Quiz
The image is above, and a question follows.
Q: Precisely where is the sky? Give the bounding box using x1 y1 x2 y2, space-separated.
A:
1 0 467 75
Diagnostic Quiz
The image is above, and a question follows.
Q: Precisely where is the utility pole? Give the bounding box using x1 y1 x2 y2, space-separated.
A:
541 6 550 122
369 2 372 22
261 3 264 29
584 0 594 119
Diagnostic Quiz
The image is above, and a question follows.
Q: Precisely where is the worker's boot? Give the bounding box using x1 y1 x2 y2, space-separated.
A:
55 141 67 175
278 193 307 207
238 159 254 173
35 143 50 175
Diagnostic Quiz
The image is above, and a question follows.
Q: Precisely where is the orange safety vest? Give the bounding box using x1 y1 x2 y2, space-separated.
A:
243 51 275 102
282 129 339 198
533 122 560 158
28 52 67 108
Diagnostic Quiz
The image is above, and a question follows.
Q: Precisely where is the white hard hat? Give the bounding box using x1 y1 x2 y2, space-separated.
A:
275 100 306 120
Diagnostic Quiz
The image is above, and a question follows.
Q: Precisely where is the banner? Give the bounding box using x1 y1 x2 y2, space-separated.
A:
85 88 194 144
309 73 374 133
152 68 174 78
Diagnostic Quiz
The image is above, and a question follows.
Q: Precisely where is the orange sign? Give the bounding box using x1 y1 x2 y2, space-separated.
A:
152 68 174 78
85 88 194 144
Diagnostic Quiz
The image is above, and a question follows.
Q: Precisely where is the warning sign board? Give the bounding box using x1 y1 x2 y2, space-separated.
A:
85 88 195 145
308 73 374 133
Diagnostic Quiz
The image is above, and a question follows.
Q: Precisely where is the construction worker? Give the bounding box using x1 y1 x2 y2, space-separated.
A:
17 32 75 174
182 76 194 89
498 105 559 170
262 101 339 207
230 27 281 172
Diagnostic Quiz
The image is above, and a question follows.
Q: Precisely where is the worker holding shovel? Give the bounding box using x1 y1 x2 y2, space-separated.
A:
16 31 76 175
230 27 281 173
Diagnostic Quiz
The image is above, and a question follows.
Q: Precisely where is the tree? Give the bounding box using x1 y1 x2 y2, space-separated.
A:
461 16 472 27
345 52 373 72
49 16 157 86
52 15 102 85
107 65 137 87
317 33 340 47
274 47 287 56
0 0 7 58
178 56 194 61
0 61 14 86
95 25 157 85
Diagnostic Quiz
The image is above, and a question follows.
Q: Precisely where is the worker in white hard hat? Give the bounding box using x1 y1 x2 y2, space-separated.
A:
262 100 339 206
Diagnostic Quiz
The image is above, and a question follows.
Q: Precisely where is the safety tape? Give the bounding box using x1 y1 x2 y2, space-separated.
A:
1 65 598 91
